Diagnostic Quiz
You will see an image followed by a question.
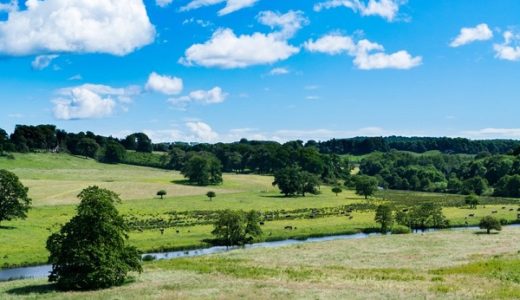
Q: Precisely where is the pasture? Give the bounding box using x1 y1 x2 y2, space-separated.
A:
1 226 519 299
0 153 519 269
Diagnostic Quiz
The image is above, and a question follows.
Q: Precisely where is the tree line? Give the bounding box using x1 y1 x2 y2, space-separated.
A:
358 150 520 198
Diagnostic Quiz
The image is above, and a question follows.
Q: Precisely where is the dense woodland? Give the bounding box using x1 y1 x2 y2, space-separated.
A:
2 124 520 197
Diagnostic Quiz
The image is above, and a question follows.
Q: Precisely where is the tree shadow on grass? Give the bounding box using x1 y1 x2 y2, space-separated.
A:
171 179 192 185
259 195 300 199
473 231 500 235
0 225 16 230
6 283 56 295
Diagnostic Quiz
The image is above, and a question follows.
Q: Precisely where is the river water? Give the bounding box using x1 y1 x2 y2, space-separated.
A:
1 224 517 282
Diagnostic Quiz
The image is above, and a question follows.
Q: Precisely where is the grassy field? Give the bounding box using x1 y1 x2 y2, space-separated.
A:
1 226 519 299
0 153 519 269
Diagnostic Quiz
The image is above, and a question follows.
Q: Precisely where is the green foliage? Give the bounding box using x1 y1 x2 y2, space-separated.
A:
102 141 127 163
396 203 448 231
181 153 223 186
374 204 393 233
464 195 479 209
46 186 142 290
354 175 379 199
0 170 31 225
123 133 153 153
206 191 216 200
494 175 520 197
156 190 167 199
211 210 263 246
272 166 321 197
331 186 343 196
76 138 100 159
479 215 502 234
390 225 411 234
461 176 488 195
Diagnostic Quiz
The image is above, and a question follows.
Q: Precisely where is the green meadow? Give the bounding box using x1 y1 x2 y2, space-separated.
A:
1 226 519 299
1 153 519 270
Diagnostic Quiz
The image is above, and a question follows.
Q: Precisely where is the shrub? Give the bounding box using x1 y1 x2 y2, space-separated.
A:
391 225 411 234
479 215 502 234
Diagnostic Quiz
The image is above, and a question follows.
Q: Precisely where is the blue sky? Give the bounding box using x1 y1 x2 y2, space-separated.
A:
1 0 520 142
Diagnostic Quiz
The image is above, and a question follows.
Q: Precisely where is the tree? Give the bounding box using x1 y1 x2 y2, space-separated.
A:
462 177 488 195
102 141 127 163
76 138 100 159
408 203 448 231
211 210 263 246
354 175 379 199
46 186 141 290
332 186 343 196
181 153 223 186
375 204 393 233
206 191 216 201
156 190 167 199
494 175 520 198
464 195 479 209
0 170 31 226
272 166 320 197
479 215 502 234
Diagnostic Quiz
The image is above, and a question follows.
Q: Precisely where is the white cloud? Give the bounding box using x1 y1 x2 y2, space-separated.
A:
145 72 183 95
31 54 59 70
450 23 493 47
0 0 155 56
186 121 219 141
493 31 520 61
180 11 305 68
68 74 82 81
169 86 228 109
180 28 299 68
462 128 520 139
304 34 355 55
53 84 140 120
314 0 403 22
0 0 17 13
257 10 308 39
180 0 259 16
305 34 421 70
156 0 173 7
269 67 289 75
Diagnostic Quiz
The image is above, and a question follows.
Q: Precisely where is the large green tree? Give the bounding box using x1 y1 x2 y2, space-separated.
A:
46 186 142 290
181 153 223 185
479 215 502 234
273 166 320 197
0 170 31 226
374 204 394 233
211 210 262 246
76 138 100 159
354 175 379 199
102 141 127 163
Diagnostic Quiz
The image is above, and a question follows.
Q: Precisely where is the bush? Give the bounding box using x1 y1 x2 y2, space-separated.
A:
479 215 502 234
141 255 156 262
391 225 411 234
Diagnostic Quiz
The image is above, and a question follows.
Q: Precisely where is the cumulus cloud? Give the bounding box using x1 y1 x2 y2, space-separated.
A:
0 0 17 13
53 84 140 120
0 0 155 56
169 87 228 109
257 10 308 39
314 0 403 22
31 54 59 70
180 0 259 16
186 121 219 141
180 11 305 68
156 0 173 7
145 72 183 95
269 67 289 75
305 33 421 70
304 34 355 55
493 31 520 61
450 23 493 47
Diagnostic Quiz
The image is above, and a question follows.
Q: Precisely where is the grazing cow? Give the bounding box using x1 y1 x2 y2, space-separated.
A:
160 228 164 235
510 208 514 211
502 207 507 209
349 216 354 220
402 208 409 212
468 214 475 217
284 226 293 230
492 210 498 214
259 221 265 225
176 230 180 234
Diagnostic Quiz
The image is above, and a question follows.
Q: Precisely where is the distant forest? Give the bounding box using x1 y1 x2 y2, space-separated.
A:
2 124 520 198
